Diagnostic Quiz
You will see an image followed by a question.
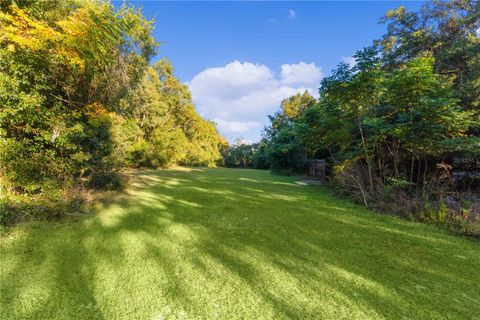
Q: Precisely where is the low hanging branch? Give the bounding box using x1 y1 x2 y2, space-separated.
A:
348 173 369 208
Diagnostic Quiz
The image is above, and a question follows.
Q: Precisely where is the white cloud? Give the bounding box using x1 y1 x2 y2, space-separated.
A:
236 139 252 145
288 9 296 19
281 62 323 86
188 60 322 142
189 61 275 101
341 56 356 68
214 119 261 134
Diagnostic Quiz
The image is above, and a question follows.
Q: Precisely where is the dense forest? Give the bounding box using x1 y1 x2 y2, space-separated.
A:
0 0 224 224
224 0 480 235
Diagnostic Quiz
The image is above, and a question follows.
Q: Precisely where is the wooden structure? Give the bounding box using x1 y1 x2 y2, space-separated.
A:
308 159 326 180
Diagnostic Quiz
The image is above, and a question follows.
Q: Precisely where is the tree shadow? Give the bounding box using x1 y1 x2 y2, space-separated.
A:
1 168 479 319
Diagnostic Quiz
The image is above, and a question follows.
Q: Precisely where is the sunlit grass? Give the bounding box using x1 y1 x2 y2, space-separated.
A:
1 168 479 319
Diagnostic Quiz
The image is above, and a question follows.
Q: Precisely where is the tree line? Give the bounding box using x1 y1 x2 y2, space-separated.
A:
224 0 479 235
0 0 224 224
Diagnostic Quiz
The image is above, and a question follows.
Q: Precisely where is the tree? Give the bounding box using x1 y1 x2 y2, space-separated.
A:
118 59 223 167
378 0 480 111
0 1 223 224
0 1 156 193
281 91 316 119
377 57 473 187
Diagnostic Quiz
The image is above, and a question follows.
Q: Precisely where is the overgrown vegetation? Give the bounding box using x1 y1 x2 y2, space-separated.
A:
245 0 480 235
0 1 223 225
221 140 269 169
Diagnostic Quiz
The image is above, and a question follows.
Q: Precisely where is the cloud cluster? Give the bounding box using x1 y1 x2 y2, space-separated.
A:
188 60 322 142
281 62 322 85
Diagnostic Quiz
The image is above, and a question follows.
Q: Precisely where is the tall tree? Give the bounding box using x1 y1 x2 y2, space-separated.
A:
378 0 480 111
0 0 156 192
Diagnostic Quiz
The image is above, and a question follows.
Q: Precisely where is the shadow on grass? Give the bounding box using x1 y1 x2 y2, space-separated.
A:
1 168 479 319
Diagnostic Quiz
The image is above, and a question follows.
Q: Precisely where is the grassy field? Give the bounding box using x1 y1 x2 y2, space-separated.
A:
1 168 479 319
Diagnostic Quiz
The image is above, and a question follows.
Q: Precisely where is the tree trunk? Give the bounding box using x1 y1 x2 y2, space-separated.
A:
410 154 415 184
357 119 374 192
422 157 428 194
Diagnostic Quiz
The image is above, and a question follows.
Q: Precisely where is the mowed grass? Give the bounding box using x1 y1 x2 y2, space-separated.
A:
1 168 479 319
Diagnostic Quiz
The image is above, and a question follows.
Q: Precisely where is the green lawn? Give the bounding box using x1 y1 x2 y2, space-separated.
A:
1 168 479 319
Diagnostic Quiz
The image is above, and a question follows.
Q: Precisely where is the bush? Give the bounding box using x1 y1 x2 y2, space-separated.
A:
331 159 480 237
0 188 83 226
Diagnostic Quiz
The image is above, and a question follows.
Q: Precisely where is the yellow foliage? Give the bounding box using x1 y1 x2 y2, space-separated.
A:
86 102 109 118
0 5 88 70
281 91 316 118
385 6 405 19
0 5 59 51
56 8 90 38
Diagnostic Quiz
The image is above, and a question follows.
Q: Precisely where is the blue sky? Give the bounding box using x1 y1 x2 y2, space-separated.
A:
118 1 424 143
